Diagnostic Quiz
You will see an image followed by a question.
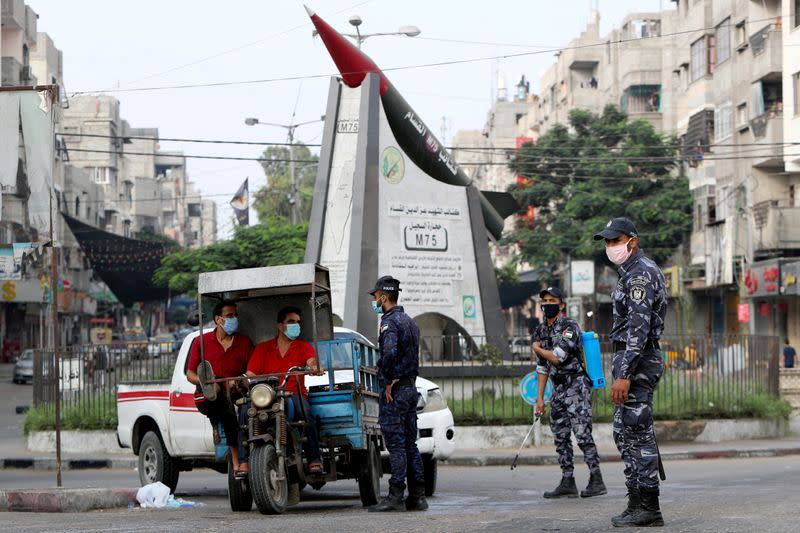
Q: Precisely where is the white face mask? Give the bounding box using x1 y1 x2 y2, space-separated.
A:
606 239 633 265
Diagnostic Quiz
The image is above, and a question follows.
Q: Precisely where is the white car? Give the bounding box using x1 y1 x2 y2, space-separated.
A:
305 327 456 496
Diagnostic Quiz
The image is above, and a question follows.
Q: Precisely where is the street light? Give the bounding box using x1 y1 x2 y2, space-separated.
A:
244 115 325 224
311 15 421 49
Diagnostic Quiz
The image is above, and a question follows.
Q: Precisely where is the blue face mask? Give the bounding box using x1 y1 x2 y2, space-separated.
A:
371 300 384 315
222 317 238 335
285 323 301 340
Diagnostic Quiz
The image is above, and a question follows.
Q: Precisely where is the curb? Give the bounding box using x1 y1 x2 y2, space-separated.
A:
0 488 138 513
1 458 137 471
441 447 800 467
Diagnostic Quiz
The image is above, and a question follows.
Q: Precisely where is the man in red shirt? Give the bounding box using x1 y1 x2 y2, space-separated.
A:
246 306 323 473
187 300 253 475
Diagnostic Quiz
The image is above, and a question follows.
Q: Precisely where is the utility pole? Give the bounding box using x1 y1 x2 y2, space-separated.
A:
288 126 297 225
49 193 62 488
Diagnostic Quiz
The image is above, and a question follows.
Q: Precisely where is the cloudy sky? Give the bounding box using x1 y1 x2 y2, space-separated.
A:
27 0 668 237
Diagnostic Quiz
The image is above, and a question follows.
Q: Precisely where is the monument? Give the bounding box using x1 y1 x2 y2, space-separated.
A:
303 8 515 354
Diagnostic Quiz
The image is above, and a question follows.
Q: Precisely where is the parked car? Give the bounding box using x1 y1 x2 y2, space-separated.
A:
124 328 149 360
509 336 532 361
306 326 456 496
148 334 177 358
13 349 34 384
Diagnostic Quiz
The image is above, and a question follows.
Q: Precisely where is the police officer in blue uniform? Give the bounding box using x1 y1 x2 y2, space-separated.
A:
594 217 667 528
367 276 428 513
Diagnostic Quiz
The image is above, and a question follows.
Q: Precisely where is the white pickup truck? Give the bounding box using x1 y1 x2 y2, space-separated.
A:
117 328 456 495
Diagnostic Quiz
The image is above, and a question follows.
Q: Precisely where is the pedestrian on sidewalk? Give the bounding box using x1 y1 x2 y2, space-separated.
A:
594 217 666 528
532 287 606 500
783 340 795 369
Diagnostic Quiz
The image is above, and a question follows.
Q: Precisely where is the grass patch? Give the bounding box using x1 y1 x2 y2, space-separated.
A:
24 393 117 434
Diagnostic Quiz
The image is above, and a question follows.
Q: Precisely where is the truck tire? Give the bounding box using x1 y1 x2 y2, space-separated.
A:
250 444 288 514
227 454 253 512
423 455 437 497
138 430 179 493
357 439 381 507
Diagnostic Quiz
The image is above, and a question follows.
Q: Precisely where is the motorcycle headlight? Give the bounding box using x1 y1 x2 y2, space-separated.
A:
423 388 447 413
251 384 275 409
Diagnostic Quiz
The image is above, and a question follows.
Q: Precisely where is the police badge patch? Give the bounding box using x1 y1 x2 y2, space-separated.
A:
563 330 574 339
630 286 646 304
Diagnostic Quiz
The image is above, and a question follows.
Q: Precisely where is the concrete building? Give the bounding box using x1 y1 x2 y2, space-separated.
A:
0 0 37 86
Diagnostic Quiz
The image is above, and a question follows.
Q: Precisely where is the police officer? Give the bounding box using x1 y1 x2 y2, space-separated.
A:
532 287 606 499
367 276 427 513
594 217 667 528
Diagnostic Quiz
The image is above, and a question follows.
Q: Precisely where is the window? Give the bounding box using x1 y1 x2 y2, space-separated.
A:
794 0 800 28
752 80 784 118
716 18 731 65
621 85 661 113
735 19 747 51
90 167 109 184
691 37 712 81
737 102 748 128
714 103 733 142
794 72 800 117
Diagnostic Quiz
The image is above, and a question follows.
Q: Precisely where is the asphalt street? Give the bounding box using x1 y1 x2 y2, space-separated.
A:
0 365 33 457
2 456 798 532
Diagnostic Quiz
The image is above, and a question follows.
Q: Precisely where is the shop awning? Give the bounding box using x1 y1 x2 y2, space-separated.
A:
63 214 171 306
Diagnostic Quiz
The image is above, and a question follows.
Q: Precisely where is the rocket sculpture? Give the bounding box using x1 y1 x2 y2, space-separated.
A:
305 6 513 240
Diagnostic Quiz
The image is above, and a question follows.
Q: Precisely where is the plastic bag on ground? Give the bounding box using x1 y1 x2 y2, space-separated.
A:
165 495 203 508
136 482 171 508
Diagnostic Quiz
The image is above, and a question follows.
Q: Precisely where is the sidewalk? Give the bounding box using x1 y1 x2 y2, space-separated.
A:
443 437 800 467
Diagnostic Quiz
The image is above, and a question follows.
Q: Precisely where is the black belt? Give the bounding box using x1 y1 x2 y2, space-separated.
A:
393 376 415 387
613 340 660 352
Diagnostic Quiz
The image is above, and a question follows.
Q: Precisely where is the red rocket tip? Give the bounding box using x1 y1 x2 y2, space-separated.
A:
306 9 388 94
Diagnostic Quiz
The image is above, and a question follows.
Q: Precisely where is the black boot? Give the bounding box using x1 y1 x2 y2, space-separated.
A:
612 487 664 527
611 487 641 526
580 471 607 498
369 484 405 512
543 476 578 499
405 481 429 511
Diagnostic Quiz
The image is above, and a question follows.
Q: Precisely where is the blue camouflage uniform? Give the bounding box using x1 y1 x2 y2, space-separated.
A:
610 249 667 491
533 316 600 477
377 305 425 489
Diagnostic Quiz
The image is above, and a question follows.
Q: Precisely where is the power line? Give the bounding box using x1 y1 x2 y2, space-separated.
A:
70 15 783 95
59 132 322 148
65 147 319 163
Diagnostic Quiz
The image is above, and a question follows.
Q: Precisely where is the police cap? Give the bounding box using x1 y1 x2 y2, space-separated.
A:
368 276 402 295
593 217 638 241
539 286 564 300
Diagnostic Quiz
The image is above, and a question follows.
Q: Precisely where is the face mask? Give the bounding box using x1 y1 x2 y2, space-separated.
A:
541 303 561 319
606 239 633 265
221 317 238 335
285 323 301 340
371 299 384 315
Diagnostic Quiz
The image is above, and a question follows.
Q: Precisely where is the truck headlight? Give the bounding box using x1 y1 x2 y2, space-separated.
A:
423 388 447 413
251 384 275 408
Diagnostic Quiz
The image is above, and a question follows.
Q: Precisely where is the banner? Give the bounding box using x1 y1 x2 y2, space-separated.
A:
570 260 595 296
230 178 249 226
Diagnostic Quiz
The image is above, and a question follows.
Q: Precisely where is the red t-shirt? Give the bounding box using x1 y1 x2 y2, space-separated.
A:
247 337 315 397
188 331 253 398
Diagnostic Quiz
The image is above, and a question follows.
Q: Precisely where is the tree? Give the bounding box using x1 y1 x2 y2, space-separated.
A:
253 144 319 224
153 220 307 295
507 105 692 270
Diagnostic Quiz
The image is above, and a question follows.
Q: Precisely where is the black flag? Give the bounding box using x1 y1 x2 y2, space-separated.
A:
230 178 249 226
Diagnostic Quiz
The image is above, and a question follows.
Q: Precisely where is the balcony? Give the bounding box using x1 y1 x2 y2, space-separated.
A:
1 0 25 30
749 115 783 167
753 204 800 252
750 26 782 82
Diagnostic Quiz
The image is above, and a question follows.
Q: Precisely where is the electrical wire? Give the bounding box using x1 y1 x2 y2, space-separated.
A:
69 15 785 95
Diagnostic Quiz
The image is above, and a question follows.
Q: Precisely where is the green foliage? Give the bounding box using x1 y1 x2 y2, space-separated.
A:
473 344 504 366
494 262 520 285
153 220 307 295
508 105 692 269
24 394 117 434
253 144 319 224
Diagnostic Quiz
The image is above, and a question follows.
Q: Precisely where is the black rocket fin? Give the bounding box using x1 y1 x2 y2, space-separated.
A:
480 191 519 220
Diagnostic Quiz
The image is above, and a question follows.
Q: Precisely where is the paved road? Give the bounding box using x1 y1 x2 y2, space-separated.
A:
2 457 798 532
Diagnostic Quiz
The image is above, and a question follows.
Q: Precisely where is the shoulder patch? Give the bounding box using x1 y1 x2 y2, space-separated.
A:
630 285 647 304
380 324 389 333
562 330 574 339
630 275 650 287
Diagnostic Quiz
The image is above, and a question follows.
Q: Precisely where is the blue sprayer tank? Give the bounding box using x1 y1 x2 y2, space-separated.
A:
582 331 606 389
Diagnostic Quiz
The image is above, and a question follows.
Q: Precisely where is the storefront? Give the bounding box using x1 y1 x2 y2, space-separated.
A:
743 259 785 338
780 261 800 346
